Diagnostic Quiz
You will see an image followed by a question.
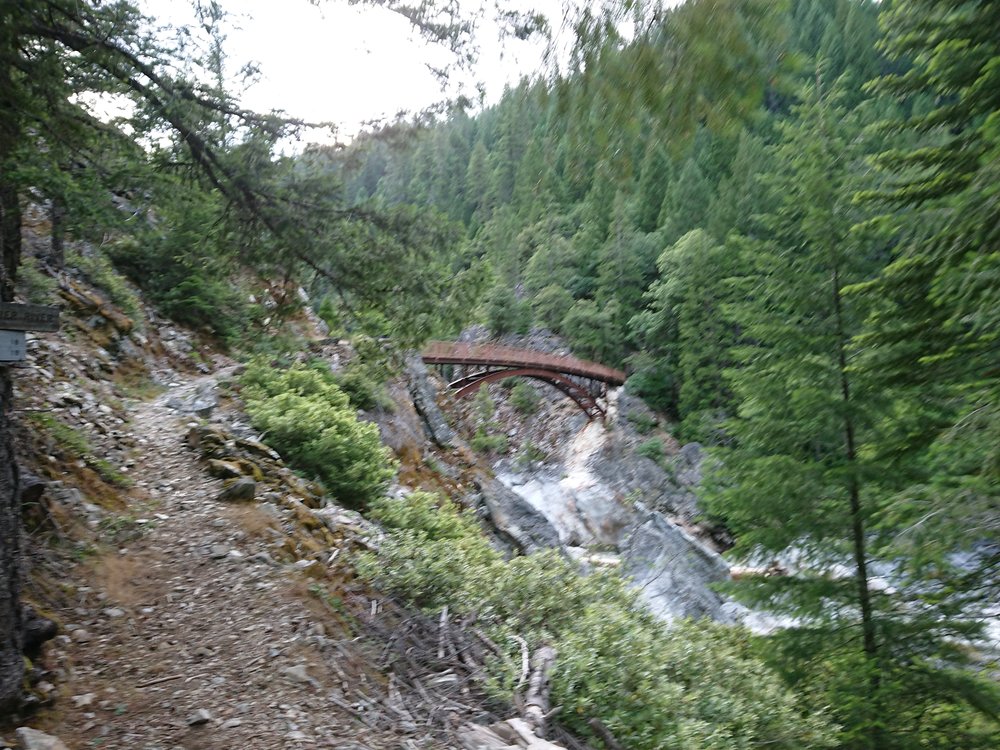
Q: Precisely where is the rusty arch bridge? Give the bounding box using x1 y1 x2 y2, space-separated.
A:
421 341 627 419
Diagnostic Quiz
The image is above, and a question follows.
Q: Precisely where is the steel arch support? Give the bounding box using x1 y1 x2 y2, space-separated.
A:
452 368 605 419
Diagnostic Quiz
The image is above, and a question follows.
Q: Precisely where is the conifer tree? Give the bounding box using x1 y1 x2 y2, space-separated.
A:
705 81 999 748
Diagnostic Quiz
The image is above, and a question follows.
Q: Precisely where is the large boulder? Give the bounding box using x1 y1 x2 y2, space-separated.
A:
621 512 731 622
471 475 561 554
217 476 256 503
166 380 218 418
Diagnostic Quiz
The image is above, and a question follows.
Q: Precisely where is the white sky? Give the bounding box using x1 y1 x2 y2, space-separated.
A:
140 0 570 143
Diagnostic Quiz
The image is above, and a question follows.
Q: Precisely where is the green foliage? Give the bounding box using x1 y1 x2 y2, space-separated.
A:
514 440 546 469
636 437 664 464
483 283 531 336
625 410 657 435
636 229 743 443
470 427 508 455
27 413 131 487
240 361 395 508
508 381 539 415
356 492 499 609
358 491 837 750
472 384 495 422
16 259 57 304
66 247 143 323
702 81 1000 748
560 299 622 365
530 284 574 331
104 191 254 343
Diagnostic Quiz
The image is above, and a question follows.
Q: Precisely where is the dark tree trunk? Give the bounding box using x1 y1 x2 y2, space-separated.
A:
0 176 22 719
0 39 25 713
0 367 21 717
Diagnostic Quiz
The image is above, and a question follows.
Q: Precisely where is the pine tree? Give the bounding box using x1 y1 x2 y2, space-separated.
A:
851 8 1000 733
642 229 741 442
705 84 894 745
705 80 1000 748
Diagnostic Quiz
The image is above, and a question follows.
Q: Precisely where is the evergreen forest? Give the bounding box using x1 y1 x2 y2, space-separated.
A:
1 1 998 748
337 1 1000 746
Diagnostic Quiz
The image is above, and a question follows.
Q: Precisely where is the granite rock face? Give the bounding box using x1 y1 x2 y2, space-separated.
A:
621 512 731 621
404 355 455 448
471 475 561 554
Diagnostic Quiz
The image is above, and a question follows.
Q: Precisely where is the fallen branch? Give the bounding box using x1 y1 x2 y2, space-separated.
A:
587 718 624 750
523 645 557 738
512 634 530 692
136 674 184 689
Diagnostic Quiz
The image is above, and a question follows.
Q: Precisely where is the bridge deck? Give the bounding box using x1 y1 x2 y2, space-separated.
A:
422 341 626 386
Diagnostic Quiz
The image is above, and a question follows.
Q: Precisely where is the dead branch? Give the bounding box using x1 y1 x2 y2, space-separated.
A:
587 718 624 750
524 646 557 738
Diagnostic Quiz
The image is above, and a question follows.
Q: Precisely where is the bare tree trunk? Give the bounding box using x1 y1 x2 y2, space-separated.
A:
0 45 25 710
0 365 22 717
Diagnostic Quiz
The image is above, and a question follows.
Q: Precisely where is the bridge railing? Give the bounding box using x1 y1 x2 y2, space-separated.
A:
422 341 626 386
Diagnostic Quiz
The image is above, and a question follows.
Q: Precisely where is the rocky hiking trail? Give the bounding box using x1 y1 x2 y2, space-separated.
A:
14 355 574 750
17 366 428 750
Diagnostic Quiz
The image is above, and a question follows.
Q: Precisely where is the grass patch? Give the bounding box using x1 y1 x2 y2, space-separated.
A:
27 412 132 487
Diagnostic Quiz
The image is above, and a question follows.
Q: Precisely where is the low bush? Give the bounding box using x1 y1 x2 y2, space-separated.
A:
67 247 143 323
240 361 396 508
509 381 540 415
636 437 664 463
471 427 508 455
625 410 658 435
357 493 837 750
515 441 546 469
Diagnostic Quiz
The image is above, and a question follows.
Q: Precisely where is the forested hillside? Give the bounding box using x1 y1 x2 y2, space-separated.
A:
337 1 1000 747
1 1 998 749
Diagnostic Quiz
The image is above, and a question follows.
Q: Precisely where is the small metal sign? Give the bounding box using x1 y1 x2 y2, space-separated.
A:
0 330 26 362
0 302 60 332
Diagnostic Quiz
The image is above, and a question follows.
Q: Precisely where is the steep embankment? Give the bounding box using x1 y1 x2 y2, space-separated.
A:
6 269 537 748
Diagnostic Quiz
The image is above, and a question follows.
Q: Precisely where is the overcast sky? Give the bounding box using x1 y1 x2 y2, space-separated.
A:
140 0 570 143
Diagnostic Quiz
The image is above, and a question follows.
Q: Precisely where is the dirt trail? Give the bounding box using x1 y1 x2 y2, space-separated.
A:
43 368 394 750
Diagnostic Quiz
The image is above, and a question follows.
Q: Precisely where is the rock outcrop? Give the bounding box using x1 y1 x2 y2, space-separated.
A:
621 512 731 621
405 355 455 448
470 475 561 554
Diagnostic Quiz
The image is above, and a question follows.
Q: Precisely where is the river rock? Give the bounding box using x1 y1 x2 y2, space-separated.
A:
15 728 69 750
621 512 731 621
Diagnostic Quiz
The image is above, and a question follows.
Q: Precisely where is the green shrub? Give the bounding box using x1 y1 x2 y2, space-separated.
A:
626 410 658 435
636 437 664 463
240 361 396 508
67 247 143 322
515 441 546 469
356 492 837 750
473 384 495 422
356 492 500 609
509 381 540 415
471 426 508 454
332 368 381 411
